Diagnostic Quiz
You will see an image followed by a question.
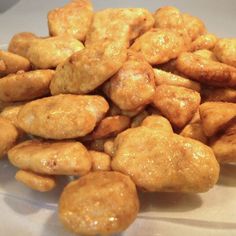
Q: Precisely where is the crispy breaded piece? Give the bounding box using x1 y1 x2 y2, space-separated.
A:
15 170 56 192
104 51 155 111
92 116 130 139
8 140 92 176
0 117 19 158
8 32 37 58
0 70 54 102
130 28 186 65
0 50 30 77
85 8 154 46
111 127 219 192
59 171 139 235
48 0 93 42
193 49 218 61
50 40 128 95
89 150 111 171
211 122 236 163
199 102 236 137
153 85 201 128
214 38 236 67
154 69 201 92
191 34 218 51
17 95 109 139
104 138 115 157
27 35 84 69
176 52 236 87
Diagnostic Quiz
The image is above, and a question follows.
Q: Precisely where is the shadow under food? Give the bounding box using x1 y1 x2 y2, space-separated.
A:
217 164 236 187
0 0 20 13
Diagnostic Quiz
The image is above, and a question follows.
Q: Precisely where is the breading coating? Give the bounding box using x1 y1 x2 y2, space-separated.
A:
15 170 56 192
193 49 218 61
85 8 154 46
111 127 219 192
0 70 54 102
199 102 236 137
176 52 236 87
0 50 30 77
214 38 236 67
17 94 109 139
190 34 218 52
153 85 201 128
104 52 155 111
48 0 93 42
89 150 111 171
154 69 201 92
104 138 115 157
92 116 131 139
27 35 84 69
59 171 139 235
8 140 92 176
50 40 128 95
130 29 186 65
0 117 18 158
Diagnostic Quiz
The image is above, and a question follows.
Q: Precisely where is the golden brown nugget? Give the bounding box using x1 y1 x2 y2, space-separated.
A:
92 116 130 139
8 32 37 58
0 70 54 102
182 13 206 41
17 94 109 139
104 138 115 157
199 102 236 137
0 50 30 77
211 122 236 163
8 140 92 176
190 34 218 52
26 35 84 69
214 38 236 67
193 49 218 61
15 170 56 192
104 52 155 111
141 115 173 133
48 0 93 42
176 52 236 87
120 106 145 118
153 85 201 128
89 150 111 171
85 8 154 46
59 171 139 235
154 69 201 92
111 127 219 192
50 40 128 95
0 117 18 158
201 87 236 103
131 110 149 128
130 28 186 65
0 60 6 71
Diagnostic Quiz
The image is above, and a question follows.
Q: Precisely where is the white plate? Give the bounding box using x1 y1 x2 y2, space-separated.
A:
1 1 236 235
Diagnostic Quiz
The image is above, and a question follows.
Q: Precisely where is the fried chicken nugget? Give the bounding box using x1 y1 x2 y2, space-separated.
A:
104 51 155 111
214 38 236 67
0 117 19 158
190 34 218 52
59 171 139 235
0 70 54 102
111 127 219 192
193 49 218 62
8 32 37 58
199 102 236 137
0 50 30 77
153 85 201 128
15 170 56 192
48 0 93 42
89 150 111 171
91 116 130 139
27 35 84 69
176 52 236 87
104 138 115 157
50 40 128 95
17 94 109 139
130 29 187 65
154 69 201 92
8 140 92 176
85 8 154 46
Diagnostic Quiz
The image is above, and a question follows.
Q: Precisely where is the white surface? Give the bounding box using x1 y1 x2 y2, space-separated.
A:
1 0 236 236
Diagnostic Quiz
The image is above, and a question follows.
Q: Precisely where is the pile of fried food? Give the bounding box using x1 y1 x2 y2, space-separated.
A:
1 0 236 235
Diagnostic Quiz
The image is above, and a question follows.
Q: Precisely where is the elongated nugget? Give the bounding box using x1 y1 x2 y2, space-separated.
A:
17 94 109 139
8 140 92 176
